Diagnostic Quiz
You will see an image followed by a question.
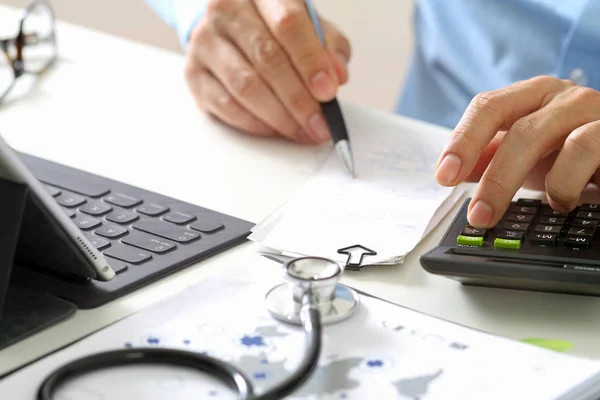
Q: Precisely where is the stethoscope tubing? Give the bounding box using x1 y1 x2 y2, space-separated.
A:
37 294 322 400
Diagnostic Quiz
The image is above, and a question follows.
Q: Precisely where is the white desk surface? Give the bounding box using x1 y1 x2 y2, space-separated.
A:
1 5 600 384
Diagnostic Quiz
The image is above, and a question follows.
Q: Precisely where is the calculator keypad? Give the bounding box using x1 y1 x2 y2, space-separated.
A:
455 198 600 252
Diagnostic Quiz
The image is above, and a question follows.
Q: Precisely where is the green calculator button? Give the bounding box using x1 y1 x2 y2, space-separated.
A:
494 238 521 250
457 235 484 247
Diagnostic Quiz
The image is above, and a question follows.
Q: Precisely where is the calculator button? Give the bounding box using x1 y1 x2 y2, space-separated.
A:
516 198 542 206
576 211 600 220
581 203 600 211
541 207 569 217
461 226 486 237
539 216 566 225
564 235 591 249
567 227 595 236
497 230 524 240
507 213 533 223
456 235 484 247
570 219 598 228
530 233 557 245
503 222 529 231
494 238 521 250
534 225 562 234
511 205 536 215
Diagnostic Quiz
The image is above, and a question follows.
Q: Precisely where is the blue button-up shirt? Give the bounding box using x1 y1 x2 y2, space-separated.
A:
146 0 600 129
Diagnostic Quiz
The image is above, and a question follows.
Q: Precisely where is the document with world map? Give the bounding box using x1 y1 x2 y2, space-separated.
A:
4 257 600 399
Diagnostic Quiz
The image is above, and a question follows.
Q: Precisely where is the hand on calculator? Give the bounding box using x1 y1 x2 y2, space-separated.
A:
434 75 600 228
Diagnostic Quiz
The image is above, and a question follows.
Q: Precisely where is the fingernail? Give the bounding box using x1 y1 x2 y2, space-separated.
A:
435 154 462 185
336 52 348 67
310 71 336 99
308 112 331 142
469 200 494 227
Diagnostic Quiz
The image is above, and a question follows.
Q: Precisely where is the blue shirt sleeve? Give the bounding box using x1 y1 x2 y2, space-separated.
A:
145 0 208 48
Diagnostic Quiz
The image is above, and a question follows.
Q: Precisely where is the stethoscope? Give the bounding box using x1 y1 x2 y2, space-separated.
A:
36 256 360 400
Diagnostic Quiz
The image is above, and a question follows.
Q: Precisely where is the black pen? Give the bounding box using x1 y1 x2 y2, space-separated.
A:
304 0 356 177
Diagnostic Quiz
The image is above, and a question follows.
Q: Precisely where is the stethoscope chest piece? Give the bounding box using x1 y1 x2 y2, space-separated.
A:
265 256 359 326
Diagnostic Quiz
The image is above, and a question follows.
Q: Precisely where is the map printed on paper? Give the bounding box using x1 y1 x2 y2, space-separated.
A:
16 268 598 400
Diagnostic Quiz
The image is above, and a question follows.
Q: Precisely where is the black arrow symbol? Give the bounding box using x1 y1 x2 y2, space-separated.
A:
337 244 377 271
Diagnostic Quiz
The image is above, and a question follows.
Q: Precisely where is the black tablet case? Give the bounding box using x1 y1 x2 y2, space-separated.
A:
0 178 76 353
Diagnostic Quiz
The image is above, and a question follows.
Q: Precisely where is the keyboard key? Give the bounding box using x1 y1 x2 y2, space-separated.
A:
73 215 102 231
511 205 536 215
38 176 110 197
104 243 152 264
497 230 524 240
121 232 177 254
530 233 557 245
107 259 128 274
571 219 598 228
576 211 600 220
133 220 200 243
539 216 566 225
190 220 225 233
55 193 86 208
80 202 113 216
63 208 75 218
507 213 533 223
564 235 591 249
494 238 521 250
136 203 169 216
45 185 61 197
163 211 196 225
503 222 529 231
94 224 128 239
84 235 110 250
104 193 142 208
535 225 562 234
581 203 600 211
456 235 483 247
106 210 139 224
568 227 595 236
516 198 541 206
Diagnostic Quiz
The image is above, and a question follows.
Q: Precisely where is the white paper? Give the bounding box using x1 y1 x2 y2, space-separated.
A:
3 258 599 400
253 104 458 265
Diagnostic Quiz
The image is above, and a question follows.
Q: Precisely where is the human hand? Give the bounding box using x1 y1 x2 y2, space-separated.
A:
434 75 600 228
183 0 351 144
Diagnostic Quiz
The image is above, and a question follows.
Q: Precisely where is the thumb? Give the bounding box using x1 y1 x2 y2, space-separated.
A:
321 18 351 85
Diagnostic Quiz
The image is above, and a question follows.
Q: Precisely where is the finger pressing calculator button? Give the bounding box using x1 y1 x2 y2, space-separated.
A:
507 213 533 223
497 230 524 240
456 235 484 247
461 226 486 236
539 216 566 225
511 205 537 215
576 211 600 220
531 233 557 245
535 225 562 234
564 235 591 249
567 227 595 236
494 238 521 250
581 203 600 211
503 222 529 231
571 219 598 228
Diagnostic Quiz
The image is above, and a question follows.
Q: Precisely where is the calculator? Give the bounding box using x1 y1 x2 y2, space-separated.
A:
419 197 600 297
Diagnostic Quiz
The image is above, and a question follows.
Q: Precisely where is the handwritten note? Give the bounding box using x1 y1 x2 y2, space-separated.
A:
251 103 460 265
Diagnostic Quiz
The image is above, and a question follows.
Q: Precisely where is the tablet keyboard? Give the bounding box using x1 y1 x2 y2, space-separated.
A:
13 153 254 308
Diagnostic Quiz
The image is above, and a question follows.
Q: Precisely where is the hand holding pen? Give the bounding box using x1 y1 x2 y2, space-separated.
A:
183 0 351 145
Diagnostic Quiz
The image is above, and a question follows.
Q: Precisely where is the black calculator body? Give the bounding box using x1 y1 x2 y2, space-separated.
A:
420 197 600 297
